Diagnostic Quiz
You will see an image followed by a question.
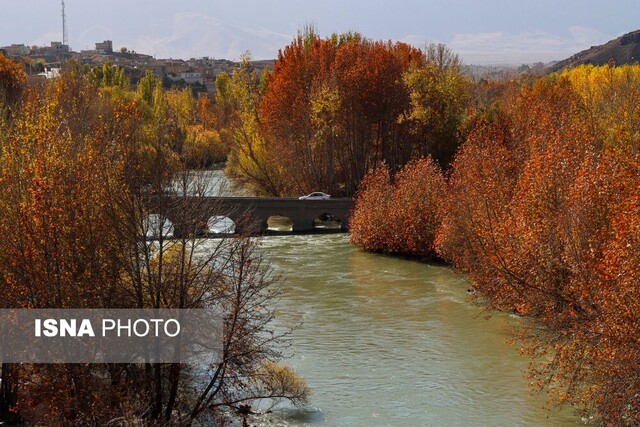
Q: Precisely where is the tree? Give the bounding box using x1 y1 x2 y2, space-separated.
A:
435 117 520 305
350 157 444 259
562 64 640 155
403 43 471 167
183 125 227 167
349 164 393 252
259 32 427 197
0 54 26 113
166 87 195 130
102 61 115 87
226 54 284 196
0 63 136 422
138 70 160 105
435 70 640 422
215 72 232 110
0 61 308 425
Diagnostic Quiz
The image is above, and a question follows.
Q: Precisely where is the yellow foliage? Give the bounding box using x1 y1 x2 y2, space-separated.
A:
166 88 195 130
183 124 228 167
258 362 310 404
561 64 640 154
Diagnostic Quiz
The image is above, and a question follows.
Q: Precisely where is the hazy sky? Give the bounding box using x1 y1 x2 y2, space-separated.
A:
1 0 638 64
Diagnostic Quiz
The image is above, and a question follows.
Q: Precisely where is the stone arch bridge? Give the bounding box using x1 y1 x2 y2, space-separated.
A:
147 196 353 237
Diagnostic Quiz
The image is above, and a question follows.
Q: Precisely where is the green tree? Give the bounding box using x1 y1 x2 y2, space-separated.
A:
403 43 471 167
102 61 114 87
113 66 127 89
215 72 231 108
138 70 160 105
226 55 284 195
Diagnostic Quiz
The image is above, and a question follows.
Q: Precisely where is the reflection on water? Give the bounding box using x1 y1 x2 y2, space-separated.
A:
208 215 236 234
268 216 343 232
246 234 582 427
313 217 342 230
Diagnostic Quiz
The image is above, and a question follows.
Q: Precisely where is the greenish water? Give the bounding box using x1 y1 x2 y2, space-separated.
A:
250 234 583 427
197 169 583 425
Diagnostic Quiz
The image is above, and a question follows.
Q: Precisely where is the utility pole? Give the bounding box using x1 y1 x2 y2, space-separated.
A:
61 0 69 46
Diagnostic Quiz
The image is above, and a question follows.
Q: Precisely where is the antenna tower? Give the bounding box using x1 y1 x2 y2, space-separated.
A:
61 0 69 46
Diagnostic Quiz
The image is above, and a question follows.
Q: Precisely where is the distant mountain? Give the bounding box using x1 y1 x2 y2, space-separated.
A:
549 29 640 72
146 14 291 61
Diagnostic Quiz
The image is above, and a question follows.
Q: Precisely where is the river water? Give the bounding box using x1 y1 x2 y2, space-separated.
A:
202 169 584 426
251 234 582 427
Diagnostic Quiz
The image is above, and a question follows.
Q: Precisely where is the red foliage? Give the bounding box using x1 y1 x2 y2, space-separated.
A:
348 163 393 252
350 157 444 259
260 33 424 196
435 118 518 293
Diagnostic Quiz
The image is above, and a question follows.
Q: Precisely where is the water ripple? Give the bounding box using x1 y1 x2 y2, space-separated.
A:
251 234 581 427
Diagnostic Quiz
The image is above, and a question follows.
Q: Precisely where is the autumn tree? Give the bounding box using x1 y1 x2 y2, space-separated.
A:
435 69 640 423
225 55 284 196
349 164 393 252
0 54 26 116
259 31 434 196
403 43 471 167
0 60 308 425
562 63 640 154
350 157 444 259
0 61 137 422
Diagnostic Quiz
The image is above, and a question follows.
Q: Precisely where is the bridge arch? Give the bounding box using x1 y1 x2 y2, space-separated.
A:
266 214 294 232
208 215 236 234
313 212 344 230
145 213 174 238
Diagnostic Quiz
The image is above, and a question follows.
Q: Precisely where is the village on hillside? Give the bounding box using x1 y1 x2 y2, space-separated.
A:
0 39 273 93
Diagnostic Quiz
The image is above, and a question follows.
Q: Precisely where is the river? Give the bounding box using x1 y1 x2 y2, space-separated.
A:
247 234 583 426
202 168 584 426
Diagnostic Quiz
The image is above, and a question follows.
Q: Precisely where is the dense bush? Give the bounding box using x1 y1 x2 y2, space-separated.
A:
221 32 469 197
350 157 444 259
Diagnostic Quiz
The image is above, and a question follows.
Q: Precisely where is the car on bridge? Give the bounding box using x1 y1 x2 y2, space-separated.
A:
299 192 331 200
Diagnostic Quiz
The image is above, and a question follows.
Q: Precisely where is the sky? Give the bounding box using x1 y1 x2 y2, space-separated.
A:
0 0 638 65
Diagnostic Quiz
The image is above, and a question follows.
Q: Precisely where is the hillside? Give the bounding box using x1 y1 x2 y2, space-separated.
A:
549 29 640 72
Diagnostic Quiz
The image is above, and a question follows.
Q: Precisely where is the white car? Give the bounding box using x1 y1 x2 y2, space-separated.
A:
299 192 331 200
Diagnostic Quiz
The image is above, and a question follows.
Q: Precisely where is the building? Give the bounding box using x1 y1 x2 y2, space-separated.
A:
38 67 61 79
1 43 31 56
95 40 113 54
176 72 204 85
49 41 69 53
28 42 71 63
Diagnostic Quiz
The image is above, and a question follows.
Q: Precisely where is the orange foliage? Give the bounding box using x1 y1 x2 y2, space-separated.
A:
0 60 303 425
353 66 640 421
435 71 640 423
350 157 444 259
260 32 425 196
0 54 26 106
348 164 393 252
